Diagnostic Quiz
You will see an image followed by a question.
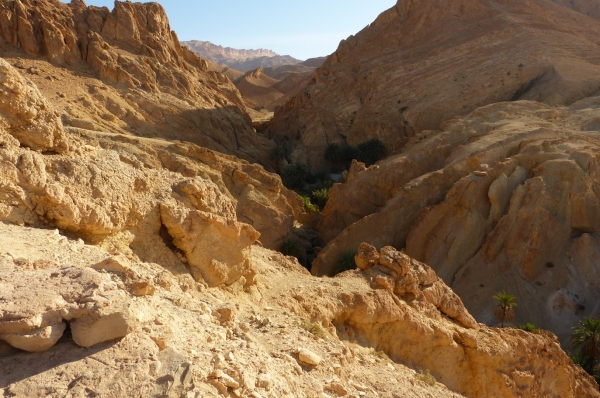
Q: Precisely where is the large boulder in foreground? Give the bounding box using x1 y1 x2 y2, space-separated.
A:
0 257 135 352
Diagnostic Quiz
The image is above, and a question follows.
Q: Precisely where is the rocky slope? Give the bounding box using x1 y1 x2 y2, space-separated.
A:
267 0 600 170
313 97 600 344
2 223 598 397
233 67 314 116
0 0 271 164
182 40 302 72
0 57 309 285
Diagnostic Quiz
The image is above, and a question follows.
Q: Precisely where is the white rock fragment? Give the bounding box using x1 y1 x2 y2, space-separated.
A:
298 348 322 366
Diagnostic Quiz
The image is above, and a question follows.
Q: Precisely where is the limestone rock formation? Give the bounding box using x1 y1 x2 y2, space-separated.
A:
0 258 135 352
0 0 271 163
0 59 68 153
293 245 599 398
355 243 478 329
1 223 597 397
267 0 600 169
313 98 600 343
0 57 307 288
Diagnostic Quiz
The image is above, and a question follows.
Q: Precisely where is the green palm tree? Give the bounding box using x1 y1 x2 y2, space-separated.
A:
493 291 517 328
570 318 600 364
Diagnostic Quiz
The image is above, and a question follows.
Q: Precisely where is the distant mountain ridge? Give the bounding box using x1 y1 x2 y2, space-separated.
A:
182 40 302 72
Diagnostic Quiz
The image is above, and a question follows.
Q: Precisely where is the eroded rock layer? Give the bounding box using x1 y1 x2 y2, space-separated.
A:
267 0 600 169
313 98 600 343
0 57 308 289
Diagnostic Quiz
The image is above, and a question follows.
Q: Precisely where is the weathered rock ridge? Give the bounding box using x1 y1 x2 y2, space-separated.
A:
182 40 302 72
0 0 271 163
313 98 600 344
268 0 600 169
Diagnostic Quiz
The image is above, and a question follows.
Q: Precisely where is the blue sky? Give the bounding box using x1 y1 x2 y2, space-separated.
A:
62 0 396 60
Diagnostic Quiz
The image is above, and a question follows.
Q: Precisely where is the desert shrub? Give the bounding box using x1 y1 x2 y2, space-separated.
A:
493 291 517 328
570 351 593 373
324 143 344 163
569 317 600 378
314 170 331 182
341 145 359 163
301 195 318 212
518 323 537 333
357 138 387 166
415 369 436 386
336 250 357 274
299 320 326 339
280 237 299 257
281 163 309 190
311 188 329 209
370 349 389 359
270 144 287 161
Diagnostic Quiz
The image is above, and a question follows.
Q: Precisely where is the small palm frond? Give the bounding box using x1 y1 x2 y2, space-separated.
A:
493 291 517 308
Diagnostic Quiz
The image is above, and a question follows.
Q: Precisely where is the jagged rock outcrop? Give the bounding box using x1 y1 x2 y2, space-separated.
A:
275 244 599 398
0 0 271 163
355 243 478 329
313 98 600 343
0 57 308 288
267 0 600 169
0 59 69 153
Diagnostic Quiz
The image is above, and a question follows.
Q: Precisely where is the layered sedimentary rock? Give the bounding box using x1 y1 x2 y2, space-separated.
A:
0 0 271 163
267 0 600 169
182 40 301 72
313 98 600 342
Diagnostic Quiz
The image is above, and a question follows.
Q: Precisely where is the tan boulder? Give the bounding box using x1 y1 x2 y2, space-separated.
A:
160 203 259 287
0 58 68 153
297 348 322 367
2 324 66 353
70 302 135 349
0 265 135 352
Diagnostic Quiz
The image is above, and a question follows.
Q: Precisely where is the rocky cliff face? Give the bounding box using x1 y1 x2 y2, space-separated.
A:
182 40 302 72
0 0 271 164
313 97 600 344
267 0 600 170
182 40 279 63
